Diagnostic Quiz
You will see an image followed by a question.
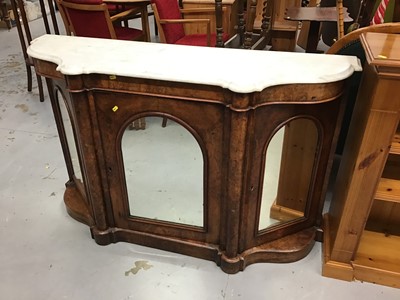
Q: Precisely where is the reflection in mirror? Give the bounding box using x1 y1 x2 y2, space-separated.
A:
57 90 83 183
258 118 318 231
122 116 204 227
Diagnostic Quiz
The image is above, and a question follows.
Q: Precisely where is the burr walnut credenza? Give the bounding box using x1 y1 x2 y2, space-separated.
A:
28 34 360 273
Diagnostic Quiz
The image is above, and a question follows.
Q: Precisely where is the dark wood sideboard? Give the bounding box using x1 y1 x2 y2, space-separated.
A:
28 35 360 273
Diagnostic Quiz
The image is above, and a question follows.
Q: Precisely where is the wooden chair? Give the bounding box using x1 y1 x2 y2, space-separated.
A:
326 22 400 154
151 0 229 46
107 2 151 41
58 0 148 41
10 0 59 102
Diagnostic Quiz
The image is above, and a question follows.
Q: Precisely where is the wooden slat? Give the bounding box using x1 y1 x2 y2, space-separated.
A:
375 177 400 203
390 131 400 154
352 230 400 288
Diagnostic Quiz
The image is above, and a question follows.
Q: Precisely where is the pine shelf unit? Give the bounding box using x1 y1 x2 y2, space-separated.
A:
323 32 400 289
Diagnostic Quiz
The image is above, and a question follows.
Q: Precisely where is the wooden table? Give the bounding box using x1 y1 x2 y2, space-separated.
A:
28 34 360 274
285 7 353 53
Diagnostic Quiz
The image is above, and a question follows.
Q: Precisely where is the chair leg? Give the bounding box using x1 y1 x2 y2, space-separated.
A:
26 64 32 92
37 74 45 102
154 18 158 36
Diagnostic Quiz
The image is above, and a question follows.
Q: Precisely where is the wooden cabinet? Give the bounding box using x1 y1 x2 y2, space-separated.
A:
323 32 400 288
28 35 359 274
182 0 237 36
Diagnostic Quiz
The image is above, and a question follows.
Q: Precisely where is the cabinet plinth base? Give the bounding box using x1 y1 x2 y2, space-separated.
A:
64 183 93 226
322 214 400 288
65 183 317 273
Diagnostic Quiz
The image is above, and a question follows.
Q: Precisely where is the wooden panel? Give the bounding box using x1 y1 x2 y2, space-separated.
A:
182 0 237 36
370 78 400 111
391 131 400 154
272 0 301 51
353 230 400 288
362 32 400 67
330 110 398 262
366 200 400 235
274 120 317 212
375 177 400 203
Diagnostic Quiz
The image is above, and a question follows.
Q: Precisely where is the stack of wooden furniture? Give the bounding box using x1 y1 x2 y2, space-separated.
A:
323 32 400 288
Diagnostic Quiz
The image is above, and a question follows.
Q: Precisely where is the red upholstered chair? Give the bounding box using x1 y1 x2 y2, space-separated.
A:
57 0 147 41
151 0 229 46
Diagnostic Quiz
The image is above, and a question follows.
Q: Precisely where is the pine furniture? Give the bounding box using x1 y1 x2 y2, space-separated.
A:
323 32 400 288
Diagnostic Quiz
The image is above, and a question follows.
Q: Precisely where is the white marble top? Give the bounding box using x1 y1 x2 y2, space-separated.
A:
27 34 362 94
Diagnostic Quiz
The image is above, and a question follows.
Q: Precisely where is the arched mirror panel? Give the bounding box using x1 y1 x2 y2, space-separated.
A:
258 118 318 232
56 89 84 187
121 116 204 228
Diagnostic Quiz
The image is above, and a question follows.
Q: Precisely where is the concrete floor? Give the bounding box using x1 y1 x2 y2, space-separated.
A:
1 10 400 300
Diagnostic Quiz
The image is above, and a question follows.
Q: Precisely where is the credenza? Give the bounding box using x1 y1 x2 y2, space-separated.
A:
28 34 360 273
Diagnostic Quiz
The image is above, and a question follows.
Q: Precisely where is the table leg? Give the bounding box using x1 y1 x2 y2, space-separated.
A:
141 6 150 42
305 20 321 53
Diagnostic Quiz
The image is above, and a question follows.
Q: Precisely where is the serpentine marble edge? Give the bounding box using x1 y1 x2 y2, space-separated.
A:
27 34 362 94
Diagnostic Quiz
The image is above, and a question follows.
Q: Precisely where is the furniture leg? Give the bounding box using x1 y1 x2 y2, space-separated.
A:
140 6 150 42
36 74 45 102
26 65 33 92
306 20 320 52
